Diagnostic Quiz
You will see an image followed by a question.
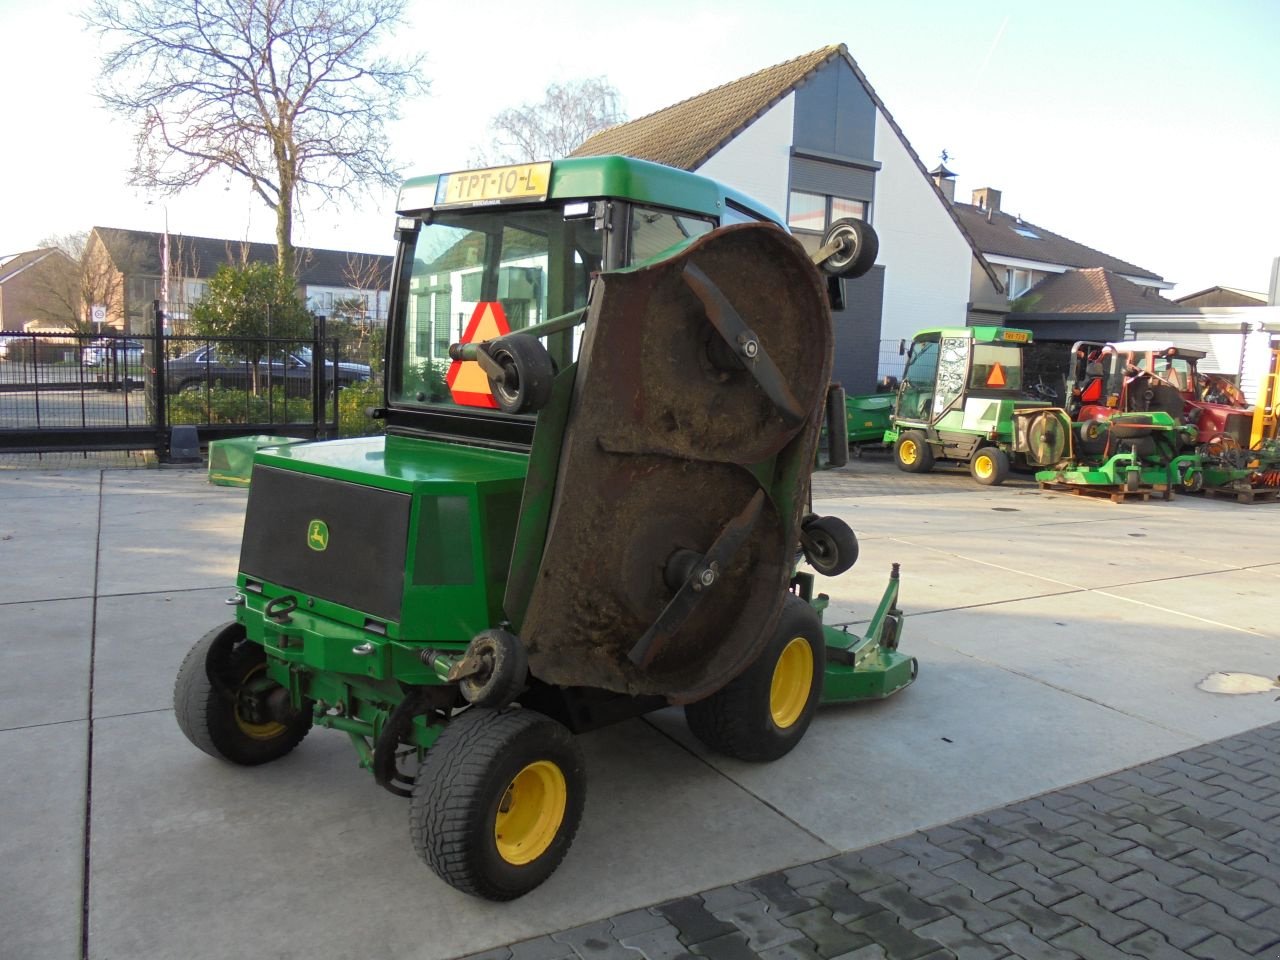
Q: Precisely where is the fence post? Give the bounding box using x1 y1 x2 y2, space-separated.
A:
313 315 327 440
152 300 169 461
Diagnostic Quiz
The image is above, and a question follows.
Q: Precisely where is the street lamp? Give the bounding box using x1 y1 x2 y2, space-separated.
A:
148 201 170 332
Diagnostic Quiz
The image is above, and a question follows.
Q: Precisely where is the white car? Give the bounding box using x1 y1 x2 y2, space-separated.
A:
83 338 145 367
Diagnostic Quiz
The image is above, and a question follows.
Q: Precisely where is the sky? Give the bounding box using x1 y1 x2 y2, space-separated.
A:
1 0 1278 298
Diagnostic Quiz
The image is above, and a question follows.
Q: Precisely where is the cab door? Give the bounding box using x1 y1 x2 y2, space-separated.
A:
894 336 940 423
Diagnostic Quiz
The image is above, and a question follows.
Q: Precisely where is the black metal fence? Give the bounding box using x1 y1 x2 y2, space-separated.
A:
0 318 380 458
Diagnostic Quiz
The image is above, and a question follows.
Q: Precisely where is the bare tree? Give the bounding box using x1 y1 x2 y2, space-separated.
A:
85 0 428 276
474 77 626 166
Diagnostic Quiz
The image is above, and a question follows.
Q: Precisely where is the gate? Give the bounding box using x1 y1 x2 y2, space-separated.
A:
0 314 355 459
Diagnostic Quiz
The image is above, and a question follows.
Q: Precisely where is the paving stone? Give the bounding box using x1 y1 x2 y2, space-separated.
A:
1002 839 1077 878
699 885 759 914
1149 770 1229 802
1051 840 1137 882
939 834 1021 873
794 880 883 924
831 947 887 960
1216 806 1280 839
780 906 874 958
1205 772 1275 801
1113 803 1198 837
611 910 674 941
620 926 698 960
922 824 970 845
935 861 1017 903
884 834 967 871
1186 933 1259 960
922 885 1014 935
1176 873 1271 921
1056 819 1139 857
980 921 1081 960
952 817 1023 849
509 937 579 960
1062 780 1139 812
999 817 1079 852
689 932 759 960
984 890 1077 940
1162 805 1245 840
1118 899 1215 951
1112 850 1200 896
1116 929 1199 960
1052 893 1144 944
876 855 956 898
1237 874 1280 904
1167 825 1256 865
846 910 946 960
742 872 819 919
757 939 825 960
1112 823 1195 861
861 882 949 930
554 919 644 960
1050 927 1141 960
913 916 1010 960
1170 849 1255 889
712 900 807 952
784 862 844 890
1181 902 1280 955
1055 864 1144 911
1004 798 1079 832
1156 788 1232 819
853 844 917 867
1225 852 1280 889
656 897 738 946
990 863 1074 907
983 807 1032 828
826 856 898 894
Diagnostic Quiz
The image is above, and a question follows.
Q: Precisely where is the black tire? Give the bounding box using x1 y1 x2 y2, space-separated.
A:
1179 463 1204 493
411 708 585 901
970 447 1010 486
684 595 825 762
173 622 311 766
894 430 934 473
800 515 859 577
486 335 555 414
459 629 529 709
818 218 879 279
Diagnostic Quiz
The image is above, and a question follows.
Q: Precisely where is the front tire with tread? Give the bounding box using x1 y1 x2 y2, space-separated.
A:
411 708 585 901
894 430 935 473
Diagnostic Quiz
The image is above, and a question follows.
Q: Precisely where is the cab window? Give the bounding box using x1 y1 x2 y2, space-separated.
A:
629 206 714 264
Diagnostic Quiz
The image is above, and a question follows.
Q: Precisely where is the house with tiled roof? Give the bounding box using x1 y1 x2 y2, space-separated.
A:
86 227 393 334
572 44 1005 391
1173 285 1269 309
0 248 78 332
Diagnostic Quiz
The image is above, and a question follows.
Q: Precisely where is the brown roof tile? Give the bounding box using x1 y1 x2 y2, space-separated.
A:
571 45 844 169
1017 267 1193 315
952 204 1163 280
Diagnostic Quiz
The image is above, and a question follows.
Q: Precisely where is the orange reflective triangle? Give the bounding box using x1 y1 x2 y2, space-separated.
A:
446 302 512 408
986 362 1007 388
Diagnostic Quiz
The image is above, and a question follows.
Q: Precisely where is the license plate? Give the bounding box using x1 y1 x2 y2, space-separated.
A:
1001 330 1029 342
435 162 552 207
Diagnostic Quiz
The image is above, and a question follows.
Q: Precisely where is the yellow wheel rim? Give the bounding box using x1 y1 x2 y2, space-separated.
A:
495 760 567 865
900 439 918 465
770 638 814 729
974 453 994 480
233 663 287 740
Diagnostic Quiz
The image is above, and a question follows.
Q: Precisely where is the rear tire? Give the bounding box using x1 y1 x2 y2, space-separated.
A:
174 622 311 766
970 447 1010 486
894 430 934 473
410 708 585 901
684 595 825 762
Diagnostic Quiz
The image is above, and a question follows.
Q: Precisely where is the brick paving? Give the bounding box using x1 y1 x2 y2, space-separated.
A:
463 722 1280 960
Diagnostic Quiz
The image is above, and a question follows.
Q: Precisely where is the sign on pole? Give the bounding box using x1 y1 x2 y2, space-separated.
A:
91 305 107 326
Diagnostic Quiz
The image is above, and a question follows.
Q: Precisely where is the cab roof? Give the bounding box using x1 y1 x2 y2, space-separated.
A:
912 326 1034 343
396 155 783 226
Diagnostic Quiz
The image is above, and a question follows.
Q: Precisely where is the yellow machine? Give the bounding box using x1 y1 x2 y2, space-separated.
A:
1250 347 1279 449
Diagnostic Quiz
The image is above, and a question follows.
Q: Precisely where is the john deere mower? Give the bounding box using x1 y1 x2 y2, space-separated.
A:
174 157 916 901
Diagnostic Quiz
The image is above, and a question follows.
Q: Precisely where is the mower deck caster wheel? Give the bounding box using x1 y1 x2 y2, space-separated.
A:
458 629 529 709
486 335 554 415
411 708 585 900
800 515 859 576
174 622 311 766
684 595 824 762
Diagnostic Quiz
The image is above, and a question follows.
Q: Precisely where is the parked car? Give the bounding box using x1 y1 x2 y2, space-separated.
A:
167 344 372 395
83 338 145 367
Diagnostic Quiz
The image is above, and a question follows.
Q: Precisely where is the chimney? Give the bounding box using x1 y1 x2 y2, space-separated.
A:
972 187 1002 215
930 163 956 202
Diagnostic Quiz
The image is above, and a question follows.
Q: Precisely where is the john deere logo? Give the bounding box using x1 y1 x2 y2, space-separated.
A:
307 520 329 552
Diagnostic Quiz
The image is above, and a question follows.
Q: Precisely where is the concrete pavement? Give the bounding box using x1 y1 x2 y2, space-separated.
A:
0 456 1276 959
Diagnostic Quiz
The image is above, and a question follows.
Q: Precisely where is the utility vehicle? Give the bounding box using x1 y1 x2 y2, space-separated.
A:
174 156 916 900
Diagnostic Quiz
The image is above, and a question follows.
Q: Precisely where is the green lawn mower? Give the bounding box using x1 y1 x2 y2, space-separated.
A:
174 156 916 901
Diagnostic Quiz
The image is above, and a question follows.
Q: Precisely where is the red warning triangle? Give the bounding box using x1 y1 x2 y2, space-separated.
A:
986 362 1007 388
446 302 512 408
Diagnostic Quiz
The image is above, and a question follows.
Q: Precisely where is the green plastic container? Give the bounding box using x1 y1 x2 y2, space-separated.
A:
208 435 306 487
845 393 894 446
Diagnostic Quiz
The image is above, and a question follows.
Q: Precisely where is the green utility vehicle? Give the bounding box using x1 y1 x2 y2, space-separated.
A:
174 156 916 901
884 326 1071 484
